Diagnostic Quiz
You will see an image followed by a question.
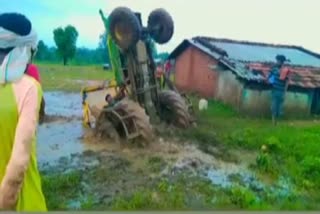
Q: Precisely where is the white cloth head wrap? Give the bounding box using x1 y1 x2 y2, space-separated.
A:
0 26 38 84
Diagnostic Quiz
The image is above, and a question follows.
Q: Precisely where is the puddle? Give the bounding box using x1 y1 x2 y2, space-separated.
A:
206 165 294 198
43 91 82 118
37 120 84 164
38 91 107 166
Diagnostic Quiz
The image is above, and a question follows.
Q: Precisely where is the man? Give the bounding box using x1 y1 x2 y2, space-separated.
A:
0 13 47 211
268 55 291 125
105 94 116 106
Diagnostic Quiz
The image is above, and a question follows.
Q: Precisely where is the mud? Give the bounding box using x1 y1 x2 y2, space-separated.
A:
39 91 297 209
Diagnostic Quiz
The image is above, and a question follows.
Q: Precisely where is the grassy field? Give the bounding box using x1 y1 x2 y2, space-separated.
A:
178 99 320 209
38 63 113 92
38 64 320 210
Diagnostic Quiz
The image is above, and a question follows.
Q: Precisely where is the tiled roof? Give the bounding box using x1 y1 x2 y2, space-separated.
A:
247 63 320 88
197 37 320 67
169 36 320 88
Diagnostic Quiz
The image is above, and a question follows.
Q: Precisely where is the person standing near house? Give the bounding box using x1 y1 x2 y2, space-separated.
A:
0 13 47 211
268 55 291 125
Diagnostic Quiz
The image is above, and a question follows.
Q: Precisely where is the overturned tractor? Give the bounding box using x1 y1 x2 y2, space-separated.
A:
82 7 193 145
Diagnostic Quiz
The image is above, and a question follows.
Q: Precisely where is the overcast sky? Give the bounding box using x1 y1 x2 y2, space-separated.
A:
2 0 320 53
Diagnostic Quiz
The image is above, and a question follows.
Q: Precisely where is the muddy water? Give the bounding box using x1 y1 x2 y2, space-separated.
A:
38 91 256 182
44 91 82 118
38 91 106 166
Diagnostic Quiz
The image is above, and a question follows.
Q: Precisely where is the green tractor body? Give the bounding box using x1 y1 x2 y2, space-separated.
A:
83 7 194 145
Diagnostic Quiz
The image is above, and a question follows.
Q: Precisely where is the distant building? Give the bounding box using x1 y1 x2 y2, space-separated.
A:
169 37 320 117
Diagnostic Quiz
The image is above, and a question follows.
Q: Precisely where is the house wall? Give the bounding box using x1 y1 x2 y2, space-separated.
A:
215 70 243 108
174 46 218 97
236 84 312 118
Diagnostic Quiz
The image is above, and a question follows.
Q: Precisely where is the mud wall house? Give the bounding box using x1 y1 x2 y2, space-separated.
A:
169 37 320 117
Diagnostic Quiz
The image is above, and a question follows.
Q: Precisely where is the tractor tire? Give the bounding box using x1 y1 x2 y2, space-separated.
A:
158 90 191 128
147 8 174 44
95 112 121 143
116 99 154 145
109 7 141 51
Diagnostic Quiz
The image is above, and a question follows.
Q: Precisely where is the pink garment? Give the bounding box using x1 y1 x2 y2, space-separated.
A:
0 75 39 206
25 64 41 83
165 61 171 73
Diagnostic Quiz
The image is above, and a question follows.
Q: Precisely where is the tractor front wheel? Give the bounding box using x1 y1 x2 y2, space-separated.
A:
148 8 174 44
109 7 141 51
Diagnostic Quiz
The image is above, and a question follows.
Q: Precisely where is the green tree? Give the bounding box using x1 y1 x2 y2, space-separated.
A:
35 40 49 61
53 25 79 65
157 52 169 61
150 39 158 58
97 31 110 64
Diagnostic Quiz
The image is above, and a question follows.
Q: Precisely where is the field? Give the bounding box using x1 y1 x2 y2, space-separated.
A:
37 64 320 210
38 63 113 92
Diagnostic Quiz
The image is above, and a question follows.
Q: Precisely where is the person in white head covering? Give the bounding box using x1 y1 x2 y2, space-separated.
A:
0 13 47 211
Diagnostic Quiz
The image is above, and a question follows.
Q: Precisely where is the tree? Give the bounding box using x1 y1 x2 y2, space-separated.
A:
97 31 110 64
35 40 49 61
157 52 169 61
53 25 79 65
150 40 158 58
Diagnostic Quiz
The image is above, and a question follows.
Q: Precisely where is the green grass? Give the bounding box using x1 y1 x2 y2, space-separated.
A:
37 63 113 92
42 171 82 210
110 173 317 210
178 97 320 207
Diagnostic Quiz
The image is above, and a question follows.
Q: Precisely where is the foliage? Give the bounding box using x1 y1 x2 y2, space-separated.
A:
97 31 110 64
301 156 320 180
42 171 81 210
35 41 60 63
157 52 169 61
53 25 79 65
229 185 257 209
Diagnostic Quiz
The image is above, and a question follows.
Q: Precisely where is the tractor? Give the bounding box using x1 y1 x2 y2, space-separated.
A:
82 6 193 145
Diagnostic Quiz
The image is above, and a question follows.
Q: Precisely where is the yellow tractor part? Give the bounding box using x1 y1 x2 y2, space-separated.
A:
81 79 131 128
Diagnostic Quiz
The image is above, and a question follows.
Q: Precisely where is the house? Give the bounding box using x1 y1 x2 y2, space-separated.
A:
168 36 320 117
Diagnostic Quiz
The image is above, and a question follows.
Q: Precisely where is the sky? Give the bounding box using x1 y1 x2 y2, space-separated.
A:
2 0 320 53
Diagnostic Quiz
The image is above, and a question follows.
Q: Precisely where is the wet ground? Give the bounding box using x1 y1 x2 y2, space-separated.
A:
38 91 296 209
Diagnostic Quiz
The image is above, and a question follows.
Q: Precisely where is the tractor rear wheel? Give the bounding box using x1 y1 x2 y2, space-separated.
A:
148 8 174 44
116 99 154 144
109 7 141 51
95 113 121 143
95 99 154 145
158 90 191 128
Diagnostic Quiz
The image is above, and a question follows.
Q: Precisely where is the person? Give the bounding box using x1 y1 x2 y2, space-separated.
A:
268 55 291 125
0 13 47 211
156 63 164 88
105 94 116 107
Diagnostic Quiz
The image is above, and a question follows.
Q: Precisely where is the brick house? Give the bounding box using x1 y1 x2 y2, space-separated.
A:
169 37 320 117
